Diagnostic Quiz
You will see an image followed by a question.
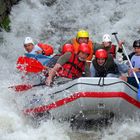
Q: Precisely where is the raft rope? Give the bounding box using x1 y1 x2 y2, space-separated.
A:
49 79 137 96
98 77 105 86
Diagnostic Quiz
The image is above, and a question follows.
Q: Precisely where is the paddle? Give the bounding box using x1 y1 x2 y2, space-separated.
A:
9 77 72 92
9 83 46 92
112 32 140 100
16 56 46 73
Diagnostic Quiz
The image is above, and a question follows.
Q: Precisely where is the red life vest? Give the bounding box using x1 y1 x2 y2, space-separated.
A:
109 44 116 58
58 54 85 79
38 43 54 56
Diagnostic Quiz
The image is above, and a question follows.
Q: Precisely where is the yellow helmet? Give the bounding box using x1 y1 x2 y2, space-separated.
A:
76 30 89 39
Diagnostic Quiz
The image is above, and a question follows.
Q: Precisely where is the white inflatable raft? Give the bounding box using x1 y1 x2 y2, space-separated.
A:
15 77 140 121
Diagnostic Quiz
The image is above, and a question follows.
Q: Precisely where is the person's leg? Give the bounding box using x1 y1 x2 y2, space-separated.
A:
127 77 139 88
46 55 60 68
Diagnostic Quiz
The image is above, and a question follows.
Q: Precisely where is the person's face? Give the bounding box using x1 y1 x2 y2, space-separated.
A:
24 43 34 53
134 47 140 55
102 42 112 47
96 58 106 66
78 51 89 61
78 37 89 44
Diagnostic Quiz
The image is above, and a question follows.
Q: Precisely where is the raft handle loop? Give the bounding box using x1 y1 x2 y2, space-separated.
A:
98 77 105 86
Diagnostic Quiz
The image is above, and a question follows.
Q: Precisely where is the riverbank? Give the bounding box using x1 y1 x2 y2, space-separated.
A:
0 0 20 31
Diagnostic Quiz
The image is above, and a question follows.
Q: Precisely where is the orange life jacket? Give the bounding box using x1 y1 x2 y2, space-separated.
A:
58 53 85 79
72 38 94 61
38 43 54 56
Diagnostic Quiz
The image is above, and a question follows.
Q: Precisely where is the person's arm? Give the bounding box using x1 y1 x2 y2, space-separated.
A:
117 47 123 53
45 52 71 86
33 44 43 54
57 52 72 65
46 63 62 86
116 40 125 52
132 68 140 73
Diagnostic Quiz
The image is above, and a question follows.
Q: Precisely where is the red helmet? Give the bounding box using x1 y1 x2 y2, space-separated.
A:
78 43 90 55
62 44 74 54
95 49 108 59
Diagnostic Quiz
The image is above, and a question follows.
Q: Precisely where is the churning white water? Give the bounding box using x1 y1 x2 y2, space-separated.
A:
1 0 140 139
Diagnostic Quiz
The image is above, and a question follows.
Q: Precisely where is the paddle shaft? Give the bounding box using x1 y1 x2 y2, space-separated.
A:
31 83 46 88
112 32 140 84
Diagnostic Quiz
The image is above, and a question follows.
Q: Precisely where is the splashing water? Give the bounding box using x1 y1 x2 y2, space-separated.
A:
1 0 140 139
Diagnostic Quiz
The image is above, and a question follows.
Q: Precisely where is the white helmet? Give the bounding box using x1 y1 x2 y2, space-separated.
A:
102 34 111 42
24 37 34 45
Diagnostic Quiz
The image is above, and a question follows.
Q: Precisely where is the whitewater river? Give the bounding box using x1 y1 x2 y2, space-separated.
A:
1 0 140 139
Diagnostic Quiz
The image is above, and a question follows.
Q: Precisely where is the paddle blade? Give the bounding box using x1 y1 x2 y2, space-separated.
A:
9 84 32 92
16 56 45 73
9 83 46 92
